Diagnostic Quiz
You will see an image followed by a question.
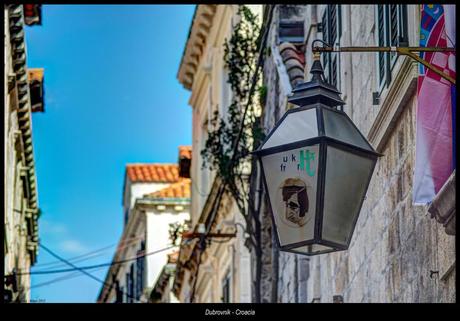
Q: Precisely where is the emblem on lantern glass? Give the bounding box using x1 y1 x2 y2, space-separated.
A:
261 145 319 246
280 178 310 227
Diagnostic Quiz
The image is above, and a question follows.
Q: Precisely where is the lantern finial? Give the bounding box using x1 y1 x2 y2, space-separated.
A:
288 48 344 108
310 53 325 82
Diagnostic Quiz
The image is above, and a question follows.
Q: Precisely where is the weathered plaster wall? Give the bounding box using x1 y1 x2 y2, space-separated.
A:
4 7 33 303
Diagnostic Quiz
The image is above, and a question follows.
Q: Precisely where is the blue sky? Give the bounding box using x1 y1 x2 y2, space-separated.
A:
26 5 195 303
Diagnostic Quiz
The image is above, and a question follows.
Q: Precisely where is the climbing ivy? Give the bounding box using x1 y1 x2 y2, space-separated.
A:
200 5 266 303
201 5 264 183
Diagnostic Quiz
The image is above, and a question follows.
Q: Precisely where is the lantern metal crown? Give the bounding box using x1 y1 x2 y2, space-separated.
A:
253 53 382 256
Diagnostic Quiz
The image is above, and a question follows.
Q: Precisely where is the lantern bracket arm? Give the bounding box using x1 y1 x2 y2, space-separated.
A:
311 39 456 85
181 231 237 239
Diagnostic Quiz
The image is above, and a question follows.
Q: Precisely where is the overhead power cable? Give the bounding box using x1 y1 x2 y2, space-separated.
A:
34 243 117 269
29 266 107 290
38 243 144 303
34 235 143 271
10 244 178 276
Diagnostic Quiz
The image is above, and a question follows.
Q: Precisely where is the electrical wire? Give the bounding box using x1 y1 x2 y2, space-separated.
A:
10 243 178 276
208 237 234 244
38 243 144 303
29 266 107 290
34 243 117 268
34 235 143 271
36 251 111 272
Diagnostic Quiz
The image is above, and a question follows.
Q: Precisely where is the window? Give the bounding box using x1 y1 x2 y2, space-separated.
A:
278 20 304 44
136 242 145 300
376 5 408 91
124 208 129 226
115 281 123 303
130 264 135 303
221 271 231 303
29 79 44 112
321 5 342 88
126 264 135 303
200 118 210 198
220 67 232 120
125 272 130 303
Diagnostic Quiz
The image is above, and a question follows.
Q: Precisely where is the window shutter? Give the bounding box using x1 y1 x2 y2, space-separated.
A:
322 8 330 83
389 5 398 46
330 5 338 88
125 272 130 302
376 4 408 91
332 54 338 88
321 5 341 87
136 256 141 299
119 286 125 303
377 5 386 86
398 5 408 45
130 264 135 303
330 5 337 45
115 281 123 303
338 5 342 39
389 4 398 63
136 242 145 300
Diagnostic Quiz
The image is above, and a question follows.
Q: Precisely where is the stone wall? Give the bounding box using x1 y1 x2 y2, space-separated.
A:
306 95 455 303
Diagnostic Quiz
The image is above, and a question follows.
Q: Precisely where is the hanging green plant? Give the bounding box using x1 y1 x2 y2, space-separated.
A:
200 5 267 303
201 5 264 181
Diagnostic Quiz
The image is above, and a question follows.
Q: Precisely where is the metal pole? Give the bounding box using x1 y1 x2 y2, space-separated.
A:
312 40 456 85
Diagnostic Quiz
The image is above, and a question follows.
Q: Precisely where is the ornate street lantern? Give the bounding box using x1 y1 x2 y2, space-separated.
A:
253 54 382 256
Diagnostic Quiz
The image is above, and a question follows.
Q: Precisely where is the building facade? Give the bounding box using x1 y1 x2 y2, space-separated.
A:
256 4 455 303
97 147 191 303
173 5 261 303
4 4 44 303
150 252 179 303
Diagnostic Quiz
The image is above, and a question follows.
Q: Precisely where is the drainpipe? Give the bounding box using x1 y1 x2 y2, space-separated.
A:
295 255 299 303
345 5 354 120
271 227 279 302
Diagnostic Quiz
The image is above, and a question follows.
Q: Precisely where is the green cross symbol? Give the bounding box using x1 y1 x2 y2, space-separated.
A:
299 150 315 176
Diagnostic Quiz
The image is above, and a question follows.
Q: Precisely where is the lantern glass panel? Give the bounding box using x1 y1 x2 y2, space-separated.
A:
322 108 373 151
262 108 318 149
292 244 334 255
321 145 375 245
261 145 320 247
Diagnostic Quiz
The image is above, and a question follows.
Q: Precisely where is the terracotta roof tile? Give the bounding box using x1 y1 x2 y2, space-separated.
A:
27 68 44 82
167 251 179 264
126 164 179 183
179 145 192 160
146 179 191 199
178 145 192 178
279 42 306 87
23 4 41 26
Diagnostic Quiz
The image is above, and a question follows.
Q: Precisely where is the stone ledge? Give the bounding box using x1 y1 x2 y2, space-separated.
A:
428 170 456 235
367 57 418 153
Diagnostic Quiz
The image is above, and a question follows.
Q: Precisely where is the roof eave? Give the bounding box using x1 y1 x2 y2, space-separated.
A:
177 5 217 91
